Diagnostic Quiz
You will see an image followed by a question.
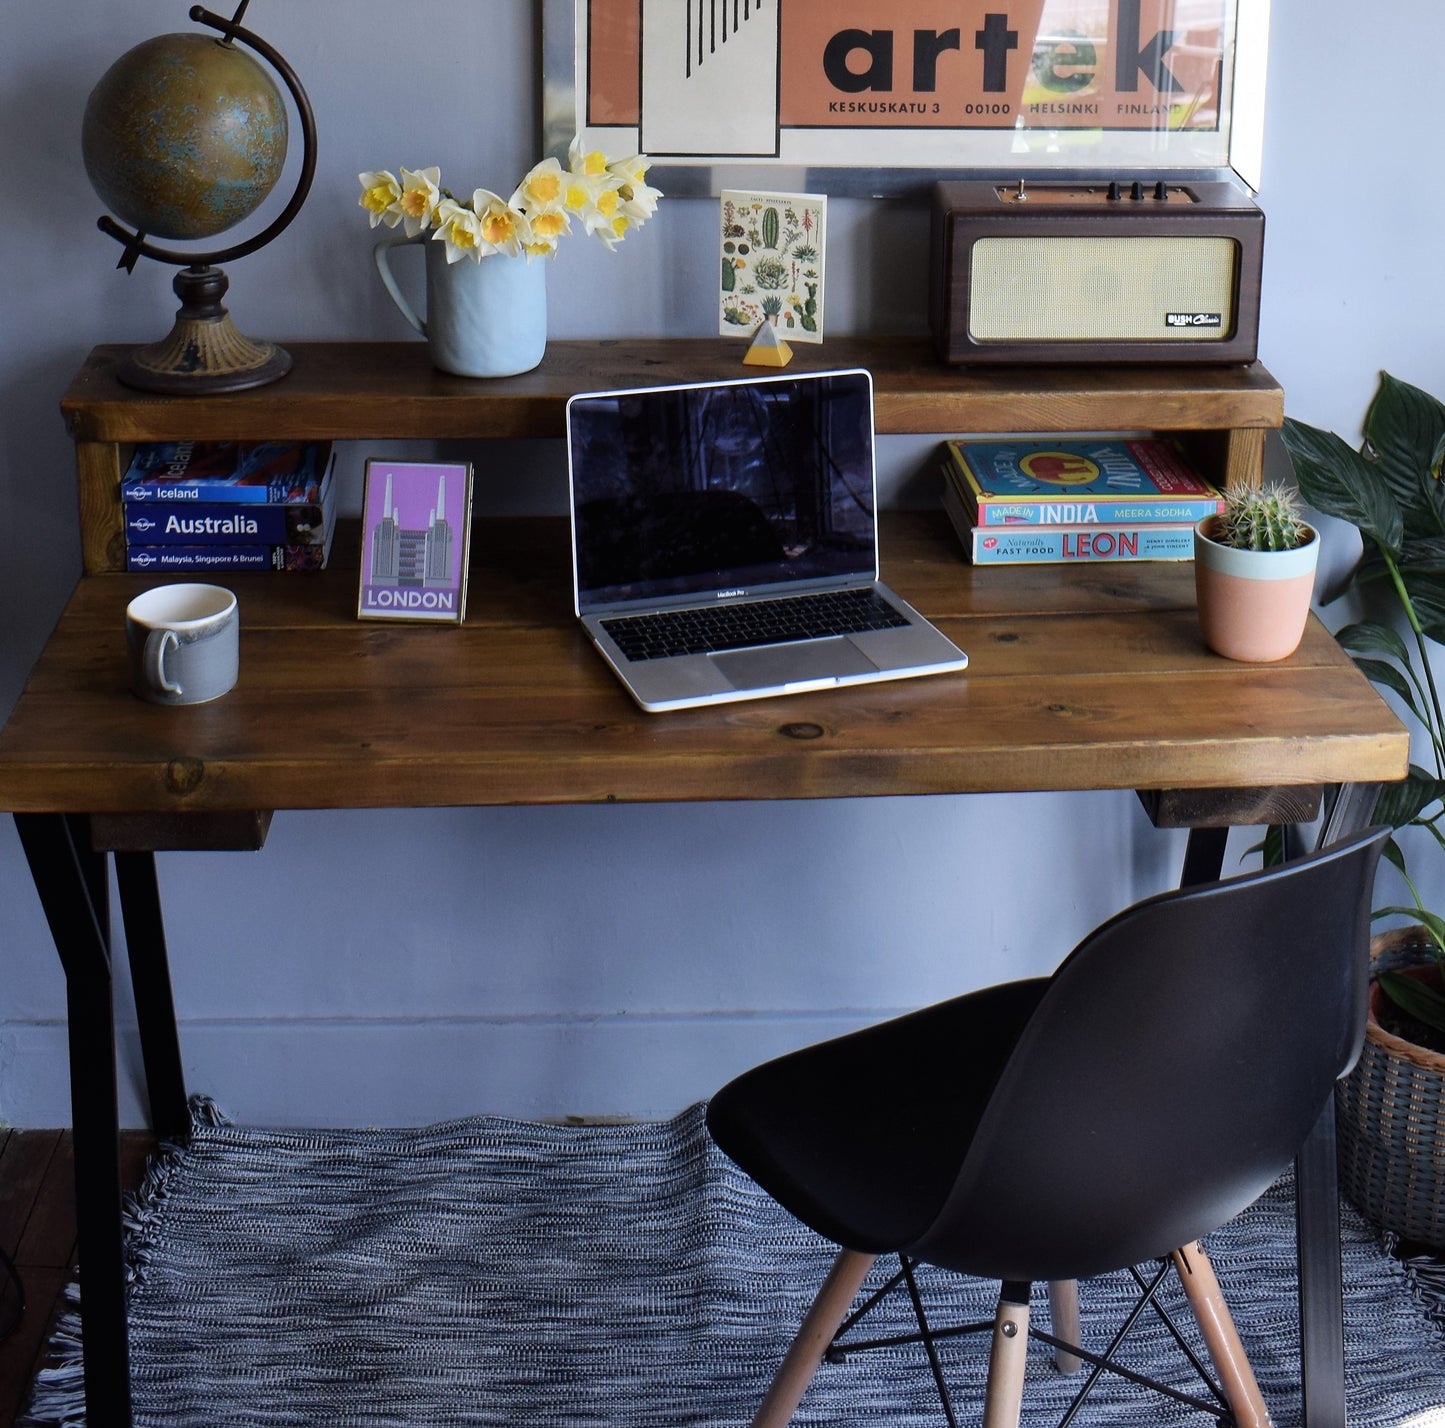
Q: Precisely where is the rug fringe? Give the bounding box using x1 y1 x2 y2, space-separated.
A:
1389 1231 1445 1334
19 1283 83 1427
19 1097 226 1427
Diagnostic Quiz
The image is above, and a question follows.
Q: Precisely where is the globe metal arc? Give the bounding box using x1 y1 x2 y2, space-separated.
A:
82 2 317 393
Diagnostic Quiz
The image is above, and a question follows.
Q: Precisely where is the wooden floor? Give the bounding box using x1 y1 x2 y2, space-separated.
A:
0 1129 155 1428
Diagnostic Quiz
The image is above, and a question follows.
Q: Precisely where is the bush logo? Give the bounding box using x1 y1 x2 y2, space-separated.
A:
1016 451 1100 486
1166 311 1223 329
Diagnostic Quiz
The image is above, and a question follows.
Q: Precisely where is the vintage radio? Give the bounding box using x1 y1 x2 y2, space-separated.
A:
929 179 1263 365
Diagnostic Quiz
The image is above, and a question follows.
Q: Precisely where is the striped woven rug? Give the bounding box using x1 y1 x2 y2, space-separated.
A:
24 1102 1445 1426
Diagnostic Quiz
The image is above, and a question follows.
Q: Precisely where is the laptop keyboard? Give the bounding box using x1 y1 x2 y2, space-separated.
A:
601 587 910 662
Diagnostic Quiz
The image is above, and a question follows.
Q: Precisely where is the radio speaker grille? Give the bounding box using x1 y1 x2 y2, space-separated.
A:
968 236 1238 342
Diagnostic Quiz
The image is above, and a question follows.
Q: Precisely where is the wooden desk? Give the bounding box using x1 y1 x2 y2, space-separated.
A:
4 343 1407 1425
0 514 1404 815
0 513 1408 1428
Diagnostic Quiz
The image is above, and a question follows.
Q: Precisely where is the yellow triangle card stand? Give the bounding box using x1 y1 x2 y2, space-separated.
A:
743 321 793 368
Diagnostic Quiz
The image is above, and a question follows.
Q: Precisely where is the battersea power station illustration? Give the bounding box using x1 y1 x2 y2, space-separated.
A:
370 468 454 589
359 461 471 622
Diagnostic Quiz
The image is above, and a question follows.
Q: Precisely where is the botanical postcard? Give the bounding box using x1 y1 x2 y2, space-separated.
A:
718 189 826 344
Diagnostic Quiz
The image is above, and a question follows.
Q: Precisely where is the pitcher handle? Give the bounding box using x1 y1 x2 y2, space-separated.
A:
373 235 427 338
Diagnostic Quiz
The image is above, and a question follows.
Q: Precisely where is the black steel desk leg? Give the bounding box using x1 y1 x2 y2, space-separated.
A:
115 851 189 1140
15 813 133 1428
1296 1103 1347 1428
1282 784 1381 1428
1179 822 1346 1427
1179 826 1229 889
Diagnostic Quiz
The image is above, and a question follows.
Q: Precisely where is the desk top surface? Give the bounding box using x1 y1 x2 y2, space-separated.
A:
0 513 1409 820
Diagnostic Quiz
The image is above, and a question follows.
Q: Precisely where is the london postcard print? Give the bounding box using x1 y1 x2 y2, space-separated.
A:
358 460 473 623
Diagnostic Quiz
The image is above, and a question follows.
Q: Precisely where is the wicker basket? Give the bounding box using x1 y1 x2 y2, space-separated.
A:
1336 926 1445 1249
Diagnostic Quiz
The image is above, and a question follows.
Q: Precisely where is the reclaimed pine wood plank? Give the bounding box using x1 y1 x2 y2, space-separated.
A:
0 1265 66 1427
0 537 1407 813
0 1134 155 1428
0 1134 59 1260
15 1137 74 1270
60 341 1286 444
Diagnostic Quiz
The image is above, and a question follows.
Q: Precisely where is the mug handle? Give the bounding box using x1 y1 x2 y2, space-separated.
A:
373 235 428 338
145 629 182 695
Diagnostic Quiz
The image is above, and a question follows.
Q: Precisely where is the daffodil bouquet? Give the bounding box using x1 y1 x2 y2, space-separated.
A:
358 139 661 263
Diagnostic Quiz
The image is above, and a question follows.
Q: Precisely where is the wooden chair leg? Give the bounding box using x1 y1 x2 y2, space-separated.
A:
750 1248 876 1428
1047 1278 1082 1373
1171 1241 1274 1428
982 1283 1031 1428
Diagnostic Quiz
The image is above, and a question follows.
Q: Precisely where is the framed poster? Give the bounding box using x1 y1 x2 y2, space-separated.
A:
542 0 1269 197
357 460 473 623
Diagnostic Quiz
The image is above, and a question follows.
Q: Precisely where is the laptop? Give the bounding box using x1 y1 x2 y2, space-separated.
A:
565 368 969 713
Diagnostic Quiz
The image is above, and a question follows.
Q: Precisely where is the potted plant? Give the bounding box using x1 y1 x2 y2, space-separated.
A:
1280 371 1445 1248
1193 483 1320 662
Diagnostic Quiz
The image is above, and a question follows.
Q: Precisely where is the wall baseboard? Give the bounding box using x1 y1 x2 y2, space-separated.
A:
0 1012 890 1128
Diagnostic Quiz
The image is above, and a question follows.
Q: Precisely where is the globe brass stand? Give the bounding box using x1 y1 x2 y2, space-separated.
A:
87 4 316 395
113 264 293 395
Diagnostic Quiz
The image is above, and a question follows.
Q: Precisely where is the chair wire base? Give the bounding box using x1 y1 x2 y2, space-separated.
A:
824 1255 1238 1428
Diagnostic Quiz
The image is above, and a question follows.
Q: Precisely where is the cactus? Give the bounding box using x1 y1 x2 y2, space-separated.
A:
799 282 818 333
1216 482 1311 552
752 256 788 290
762 206 779 249
721 257 735 293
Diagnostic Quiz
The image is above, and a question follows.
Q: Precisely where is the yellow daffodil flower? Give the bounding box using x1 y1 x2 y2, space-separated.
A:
567 137 611 178
358 170 402 228
470 189 530 259
432 198 485 263
397 167 443 237
361 142 657 255
607 156 662 223
511 158 566 215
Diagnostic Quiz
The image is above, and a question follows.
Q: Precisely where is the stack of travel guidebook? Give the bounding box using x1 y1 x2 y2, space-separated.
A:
941 436 1226 566
121 441 336 572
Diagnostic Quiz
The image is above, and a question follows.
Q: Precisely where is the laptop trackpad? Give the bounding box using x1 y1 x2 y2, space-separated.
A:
709 637 879 691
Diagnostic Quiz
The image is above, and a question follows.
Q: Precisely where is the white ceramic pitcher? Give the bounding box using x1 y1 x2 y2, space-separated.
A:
373 236 547 378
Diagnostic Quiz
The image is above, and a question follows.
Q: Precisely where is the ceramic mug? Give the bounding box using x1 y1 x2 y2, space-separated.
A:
125 583 239 705
373 237 548 378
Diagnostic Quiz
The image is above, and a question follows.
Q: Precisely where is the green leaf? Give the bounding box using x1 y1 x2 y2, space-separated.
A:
1375 907 1445 946
1350 656 1426 728
1260 824 1285 868
1336 620 1412 665
1399 565 1445 646
1280 417 1404 551
1377 968 1445 1035
1365 374 1445 538
1395 535 1445 576
1371 766 1445 828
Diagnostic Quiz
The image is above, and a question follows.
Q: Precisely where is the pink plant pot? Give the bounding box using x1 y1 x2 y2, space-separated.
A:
1193 516 1320 662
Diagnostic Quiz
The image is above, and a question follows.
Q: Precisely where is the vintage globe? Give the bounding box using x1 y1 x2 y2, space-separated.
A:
82 31 287 241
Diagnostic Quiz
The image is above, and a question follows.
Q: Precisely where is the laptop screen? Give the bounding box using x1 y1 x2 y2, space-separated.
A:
568 370 877 610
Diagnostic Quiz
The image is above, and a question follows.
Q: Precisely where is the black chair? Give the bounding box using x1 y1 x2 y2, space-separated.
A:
707 827 1388 1428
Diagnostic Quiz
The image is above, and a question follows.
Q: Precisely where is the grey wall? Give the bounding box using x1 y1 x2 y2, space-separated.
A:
2 1 1440 1128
